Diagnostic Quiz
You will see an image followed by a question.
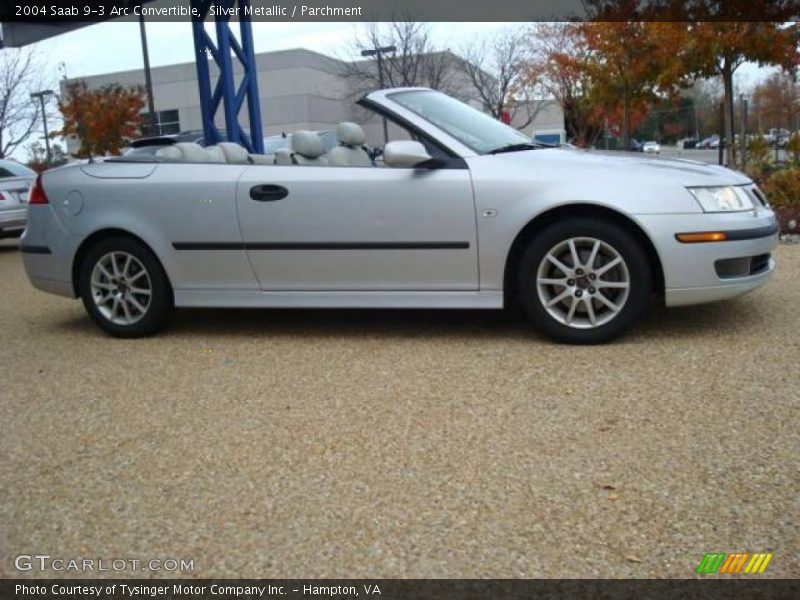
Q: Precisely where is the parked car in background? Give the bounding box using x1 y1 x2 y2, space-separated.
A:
696 135 719 149
709 136 726 149
765 128 791 147
643 141 661 155
629 139 644 152
679 138 699 149
0 159 35 238
21 88 778 344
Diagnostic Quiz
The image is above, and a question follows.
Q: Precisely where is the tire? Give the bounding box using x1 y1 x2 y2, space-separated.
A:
517 218 652 344
78 237 173 337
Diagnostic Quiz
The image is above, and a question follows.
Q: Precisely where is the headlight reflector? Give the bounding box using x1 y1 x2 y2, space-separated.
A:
689 186 754 212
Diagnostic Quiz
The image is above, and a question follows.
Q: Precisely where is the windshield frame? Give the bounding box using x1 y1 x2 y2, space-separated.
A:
383 89 532 157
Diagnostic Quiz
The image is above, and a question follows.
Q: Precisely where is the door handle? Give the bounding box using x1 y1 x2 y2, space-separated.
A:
250 184 288 202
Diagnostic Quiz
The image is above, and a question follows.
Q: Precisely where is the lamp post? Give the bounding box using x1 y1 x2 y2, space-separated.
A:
361 45 396 144
139 13 157 137
30 90 54 166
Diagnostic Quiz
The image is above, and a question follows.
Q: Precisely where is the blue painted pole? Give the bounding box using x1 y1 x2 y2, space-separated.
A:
214 7 242 148
239 0 264 153
189 0 263 153
191 1 217 146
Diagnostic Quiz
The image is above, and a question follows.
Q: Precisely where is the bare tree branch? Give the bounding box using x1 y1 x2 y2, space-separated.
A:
0 48 52 159
339 20 461 102
458 28 545 131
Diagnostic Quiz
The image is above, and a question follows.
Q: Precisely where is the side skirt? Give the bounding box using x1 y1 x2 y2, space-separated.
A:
173 290 504 310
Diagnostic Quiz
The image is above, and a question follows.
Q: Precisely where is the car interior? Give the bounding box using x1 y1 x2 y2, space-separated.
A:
152 122 381 167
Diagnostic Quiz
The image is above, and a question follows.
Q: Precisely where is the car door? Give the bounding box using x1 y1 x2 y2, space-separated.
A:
235 164 478 291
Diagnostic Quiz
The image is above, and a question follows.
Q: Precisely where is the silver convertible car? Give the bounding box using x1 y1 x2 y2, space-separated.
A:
21 88 778 343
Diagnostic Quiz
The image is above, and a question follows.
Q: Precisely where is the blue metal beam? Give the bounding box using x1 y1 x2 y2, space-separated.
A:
190 0 264 153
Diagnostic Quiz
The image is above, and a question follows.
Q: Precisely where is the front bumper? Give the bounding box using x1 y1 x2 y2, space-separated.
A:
636 208 779 307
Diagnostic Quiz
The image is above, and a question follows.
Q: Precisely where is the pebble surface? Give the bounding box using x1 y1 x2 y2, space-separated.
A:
1 239 797 578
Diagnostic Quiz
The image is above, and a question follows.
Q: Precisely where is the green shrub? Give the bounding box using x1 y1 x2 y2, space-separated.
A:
747 136 771 166
759 168 800 233
786 133 800 164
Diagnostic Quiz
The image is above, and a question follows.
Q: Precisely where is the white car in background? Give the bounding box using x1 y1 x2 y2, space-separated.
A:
0 160 36 238
643 141 661 155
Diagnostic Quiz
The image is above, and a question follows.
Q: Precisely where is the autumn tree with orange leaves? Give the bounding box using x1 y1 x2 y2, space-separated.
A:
752 71 800 132
527 23 603 146
688 21 799 167
579 21 692 150
57 82 145 157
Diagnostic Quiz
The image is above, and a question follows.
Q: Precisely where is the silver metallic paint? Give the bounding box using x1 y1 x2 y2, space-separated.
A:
21 88 778 312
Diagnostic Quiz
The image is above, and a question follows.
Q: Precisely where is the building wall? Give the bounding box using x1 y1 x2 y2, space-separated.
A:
63 47 564 154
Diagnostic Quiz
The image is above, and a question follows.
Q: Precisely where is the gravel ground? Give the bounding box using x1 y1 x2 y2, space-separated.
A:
1 238 798 579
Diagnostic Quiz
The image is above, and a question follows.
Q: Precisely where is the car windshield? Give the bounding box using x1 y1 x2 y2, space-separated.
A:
387 90 532 155
0 160 36 178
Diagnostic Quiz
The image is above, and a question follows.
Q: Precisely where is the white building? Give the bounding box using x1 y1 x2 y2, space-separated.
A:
63 47 564 152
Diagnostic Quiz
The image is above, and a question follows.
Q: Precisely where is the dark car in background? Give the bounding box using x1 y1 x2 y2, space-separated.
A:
629 138 644 152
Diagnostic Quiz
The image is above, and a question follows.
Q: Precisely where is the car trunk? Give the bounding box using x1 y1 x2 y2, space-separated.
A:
0 175 34 209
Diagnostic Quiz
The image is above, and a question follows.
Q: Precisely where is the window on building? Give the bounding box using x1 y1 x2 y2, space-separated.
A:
141 109 181 136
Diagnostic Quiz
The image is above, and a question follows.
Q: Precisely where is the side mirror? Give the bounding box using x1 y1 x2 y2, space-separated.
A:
383 140 436 168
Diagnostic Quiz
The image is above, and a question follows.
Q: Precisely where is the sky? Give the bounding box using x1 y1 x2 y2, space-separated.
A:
28 21 515 81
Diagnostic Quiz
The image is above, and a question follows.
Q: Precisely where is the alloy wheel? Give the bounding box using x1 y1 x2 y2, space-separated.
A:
90 251 153 325
535 237 630 329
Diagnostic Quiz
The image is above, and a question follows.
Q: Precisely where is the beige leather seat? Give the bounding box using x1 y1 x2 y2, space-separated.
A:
249 153 277 165
274 131 328 166
155 142 225 163
216 142 250 164
154 145 182 160
329 122 372 167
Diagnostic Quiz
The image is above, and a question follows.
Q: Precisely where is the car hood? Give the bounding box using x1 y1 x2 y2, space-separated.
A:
490 148 751 187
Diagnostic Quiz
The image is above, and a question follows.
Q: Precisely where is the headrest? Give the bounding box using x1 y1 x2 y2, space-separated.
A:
174 142 211 162
204 145 226 163
291 131 324 158
217 142 250 164
337 122 365 147
155 145 182 160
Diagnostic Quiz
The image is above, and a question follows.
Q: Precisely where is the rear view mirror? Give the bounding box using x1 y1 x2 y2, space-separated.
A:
383 141 435 168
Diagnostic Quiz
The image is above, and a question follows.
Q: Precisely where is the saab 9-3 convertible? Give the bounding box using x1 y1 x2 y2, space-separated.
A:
21 88 778 343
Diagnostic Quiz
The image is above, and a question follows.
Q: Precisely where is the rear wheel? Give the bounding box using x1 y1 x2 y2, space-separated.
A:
78 237 172 337
518 218 652 344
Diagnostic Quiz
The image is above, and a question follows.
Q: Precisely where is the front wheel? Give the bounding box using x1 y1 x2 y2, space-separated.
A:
518 219 652 344
78 237 173 337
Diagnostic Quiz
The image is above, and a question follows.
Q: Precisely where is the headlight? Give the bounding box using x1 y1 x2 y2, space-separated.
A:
688 186 754 213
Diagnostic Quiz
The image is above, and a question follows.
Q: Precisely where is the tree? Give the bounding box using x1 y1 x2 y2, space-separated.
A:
686 78 724 138
580 21 690 149
0 48 52 159
25 140 69 173
752 71 800 132
526 23 603 146
340 21 461 99
56 81 145 157
688 20 800 167
458 28 543 130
